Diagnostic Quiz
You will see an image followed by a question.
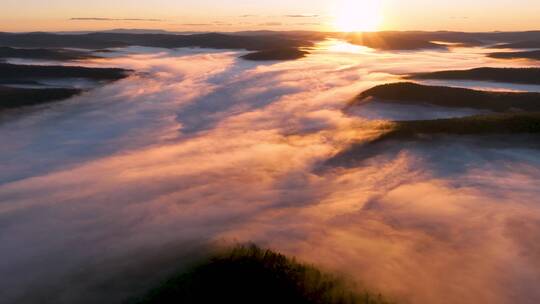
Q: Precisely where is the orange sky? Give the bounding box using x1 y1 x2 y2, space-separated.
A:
2 0 540 32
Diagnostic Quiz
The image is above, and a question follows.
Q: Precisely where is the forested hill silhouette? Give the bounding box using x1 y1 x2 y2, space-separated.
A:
493 40 540 49
340 31 540 50
0 63 129 81
0 63 130 112
489 50 540 60
3 31 540 52
0 86 82 110
324 112 540 167
409 67 540 85
241 48 309 61
0 32 315 50
0 46 96 60
355 82 540 112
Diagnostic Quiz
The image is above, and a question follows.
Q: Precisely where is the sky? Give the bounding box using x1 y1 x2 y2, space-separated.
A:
1 0 540 33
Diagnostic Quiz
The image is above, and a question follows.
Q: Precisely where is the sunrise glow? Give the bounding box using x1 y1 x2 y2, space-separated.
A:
333 0 383 32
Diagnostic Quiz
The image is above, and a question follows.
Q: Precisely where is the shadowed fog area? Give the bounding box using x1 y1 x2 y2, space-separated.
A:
1 36 540 304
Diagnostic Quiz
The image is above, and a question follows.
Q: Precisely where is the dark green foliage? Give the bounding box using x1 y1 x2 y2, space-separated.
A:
0 86 82 110
356 82 540 111
410 67 540 85
241 48 309 61
0 63 130 81
130 245 392 304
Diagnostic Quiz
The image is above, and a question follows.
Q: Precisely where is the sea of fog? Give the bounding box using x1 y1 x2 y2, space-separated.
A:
1 41 540 304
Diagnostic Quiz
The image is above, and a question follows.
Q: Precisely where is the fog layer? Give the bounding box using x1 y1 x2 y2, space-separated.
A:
1 42 540 304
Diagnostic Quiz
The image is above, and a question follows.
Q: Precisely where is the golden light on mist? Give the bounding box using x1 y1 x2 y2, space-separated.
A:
332 0 383 32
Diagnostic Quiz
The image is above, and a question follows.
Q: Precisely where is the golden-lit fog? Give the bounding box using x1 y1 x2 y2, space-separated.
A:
1 42 540 304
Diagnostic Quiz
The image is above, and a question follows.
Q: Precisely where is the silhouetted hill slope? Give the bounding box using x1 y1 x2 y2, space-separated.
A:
416 31 540 44
399 31 540 45
0 86 82 110
326 113 540 166
344 32 445 50
3 31 540 53
372 112 540 142
0 63 130 81
0 32 127 49
233 30 330 41
241 48 309 61
0 46 96 60
130 245 392 304
489 50 540 60
0 63 130 111
336 31 540 50
355 82 540 112
101 29 173 34
493 40 540 49
0 32 315 51
409 67 540 85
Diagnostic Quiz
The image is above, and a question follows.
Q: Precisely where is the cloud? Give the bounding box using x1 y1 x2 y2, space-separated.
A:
180 23 214 26
257 22 283 26
285 14 319 18
70 17 163 22
212 21 233 25
295 22 322 26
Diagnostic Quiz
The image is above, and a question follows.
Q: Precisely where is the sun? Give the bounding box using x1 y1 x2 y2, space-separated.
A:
333 0 383 32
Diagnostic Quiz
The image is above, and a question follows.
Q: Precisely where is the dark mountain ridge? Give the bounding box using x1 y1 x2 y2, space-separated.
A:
409 67 540 85
0 46 96 60
355 82 540 112
0 32 315 51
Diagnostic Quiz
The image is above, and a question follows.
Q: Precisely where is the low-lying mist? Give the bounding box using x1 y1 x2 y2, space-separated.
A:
1 41 540 304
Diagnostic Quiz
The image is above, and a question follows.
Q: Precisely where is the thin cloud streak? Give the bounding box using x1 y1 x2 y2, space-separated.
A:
285 14 319 18
70 17 163 22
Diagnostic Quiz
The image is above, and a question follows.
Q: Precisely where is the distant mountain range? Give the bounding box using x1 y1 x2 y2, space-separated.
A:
2 30 540 52
0 31 315 51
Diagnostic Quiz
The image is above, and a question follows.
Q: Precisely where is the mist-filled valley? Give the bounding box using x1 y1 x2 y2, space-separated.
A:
1 32 540 304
